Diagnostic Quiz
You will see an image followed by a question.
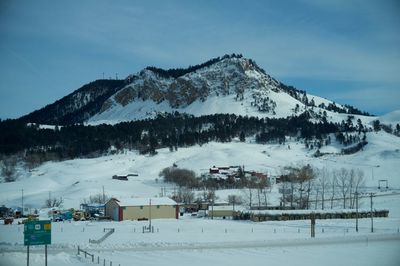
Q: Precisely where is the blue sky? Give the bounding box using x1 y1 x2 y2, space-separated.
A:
0 0 399 119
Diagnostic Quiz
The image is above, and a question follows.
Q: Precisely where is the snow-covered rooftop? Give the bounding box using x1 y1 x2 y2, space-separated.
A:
208 205 245 212
113 197 177 207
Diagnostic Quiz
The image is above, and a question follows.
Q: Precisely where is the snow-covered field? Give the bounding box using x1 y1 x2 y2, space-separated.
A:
0 130 399 209
1 193 399 266
1 128 400 265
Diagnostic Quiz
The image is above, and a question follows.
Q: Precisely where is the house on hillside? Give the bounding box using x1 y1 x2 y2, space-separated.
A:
105 197 179 221
112 175 128 181
209 166 240 177
112 173 139 181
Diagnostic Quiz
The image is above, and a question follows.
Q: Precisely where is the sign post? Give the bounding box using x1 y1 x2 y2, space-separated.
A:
24 220 51 266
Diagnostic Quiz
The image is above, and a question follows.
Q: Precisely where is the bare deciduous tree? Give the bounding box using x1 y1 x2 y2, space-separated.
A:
317 167 330 210
159 167 198 188
329 172 337 209
283 165 315 209
336 168 350 209
350 169 365 208
228 194 243 211
1 156 18 182
45 197 63 208
82 193 111 204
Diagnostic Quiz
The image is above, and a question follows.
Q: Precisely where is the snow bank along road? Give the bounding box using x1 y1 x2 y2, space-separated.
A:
115 233 400 252
2 233 399 254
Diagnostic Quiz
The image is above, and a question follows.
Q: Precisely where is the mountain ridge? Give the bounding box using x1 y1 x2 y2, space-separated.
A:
19 54 371 126
19 79 126 125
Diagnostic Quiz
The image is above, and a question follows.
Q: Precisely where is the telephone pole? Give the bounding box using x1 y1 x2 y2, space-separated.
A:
149 199 152 230
21 189 24 217
370 193 374 233
311 212 316 238
102 186 105 204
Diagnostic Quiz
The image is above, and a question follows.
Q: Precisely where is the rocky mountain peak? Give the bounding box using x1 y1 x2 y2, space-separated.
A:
19 54 372 125
104 55 278 112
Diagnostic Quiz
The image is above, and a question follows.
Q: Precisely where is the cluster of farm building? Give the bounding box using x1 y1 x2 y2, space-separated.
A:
1 165 390 225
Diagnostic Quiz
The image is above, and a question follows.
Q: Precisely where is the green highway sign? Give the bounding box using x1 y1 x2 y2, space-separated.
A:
24 220 51 246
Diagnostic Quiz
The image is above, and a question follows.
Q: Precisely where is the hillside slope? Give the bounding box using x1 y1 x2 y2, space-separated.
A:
89 55 368 125
19 79 126 125
0 130 398 209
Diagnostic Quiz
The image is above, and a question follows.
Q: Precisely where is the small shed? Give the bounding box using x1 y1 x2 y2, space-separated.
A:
112 175 128 181
105 197 179 221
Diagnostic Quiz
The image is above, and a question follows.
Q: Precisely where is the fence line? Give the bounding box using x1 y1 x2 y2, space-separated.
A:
89 228 115 244
77 246 120 266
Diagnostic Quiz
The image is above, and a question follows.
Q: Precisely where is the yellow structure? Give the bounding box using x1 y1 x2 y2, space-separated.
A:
208 206 240 219
105 197 179 221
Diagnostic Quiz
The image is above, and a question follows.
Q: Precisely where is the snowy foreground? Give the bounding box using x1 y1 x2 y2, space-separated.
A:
1 192 400 266
1 130 400 265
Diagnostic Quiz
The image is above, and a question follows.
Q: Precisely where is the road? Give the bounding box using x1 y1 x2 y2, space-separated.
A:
2 233 399 254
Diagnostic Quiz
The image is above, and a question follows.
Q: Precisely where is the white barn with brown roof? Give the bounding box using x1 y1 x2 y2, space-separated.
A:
105 197 179 221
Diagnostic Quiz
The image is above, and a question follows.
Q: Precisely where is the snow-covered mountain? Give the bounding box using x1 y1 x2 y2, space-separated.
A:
19 54 371 126
89 54 362 125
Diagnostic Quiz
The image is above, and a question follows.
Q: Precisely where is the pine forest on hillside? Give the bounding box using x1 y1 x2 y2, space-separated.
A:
0 111 377 174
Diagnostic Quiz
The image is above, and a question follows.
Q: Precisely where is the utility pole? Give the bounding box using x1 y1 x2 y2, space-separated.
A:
370 193 374 233
211 199 214 220
102 186 105 204
311 212 316 238
21 189 24 217
149 199 152 231
371 167 373 180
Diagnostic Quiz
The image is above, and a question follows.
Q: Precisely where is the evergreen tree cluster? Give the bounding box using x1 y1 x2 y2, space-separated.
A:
145 53 243 79
279 82 371 117
19 79 126 125
324 103 371 116
1 111 366 168
279 83 307 102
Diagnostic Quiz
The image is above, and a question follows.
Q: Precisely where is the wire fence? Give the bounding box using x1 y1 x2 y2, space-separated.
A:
78 246 121 266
